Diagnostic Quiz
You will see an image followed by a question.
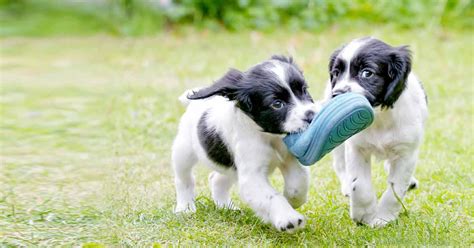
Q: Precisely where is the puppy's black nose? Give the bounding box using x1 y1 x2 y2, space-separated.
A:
303 110 315 124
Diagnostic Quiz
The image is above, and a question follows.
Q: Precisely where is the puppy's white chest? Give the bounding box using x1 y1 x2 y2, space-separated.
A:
353 119 419 160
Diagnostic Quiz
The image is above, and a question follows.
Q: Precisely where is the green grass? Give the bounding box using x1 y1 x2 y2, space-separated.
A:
0 26 473 246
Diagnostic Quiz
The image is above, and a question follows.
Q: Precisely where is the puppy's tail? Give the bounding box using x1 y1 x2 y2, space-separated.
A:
178 87 203 106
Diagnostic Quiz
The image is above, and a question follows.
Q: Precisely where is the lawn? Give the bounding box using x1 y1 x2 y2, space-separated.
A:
0 26 473 246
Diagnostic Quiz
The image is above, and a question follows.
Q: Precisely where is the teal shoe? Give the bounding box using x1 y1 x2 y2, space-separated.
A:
284 93 374 166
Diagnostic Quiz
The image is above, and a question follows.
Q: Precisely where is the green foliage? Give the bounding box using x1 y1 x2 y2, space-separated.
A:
0 0 472 36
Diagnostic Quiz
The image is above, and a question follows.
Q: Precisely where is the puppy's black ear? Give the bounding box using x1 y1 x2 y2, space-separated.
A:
383 46 412 109
187 69 253 111
328 48 341 82
187 69 244 100
271 55 304 75
328 49 340 71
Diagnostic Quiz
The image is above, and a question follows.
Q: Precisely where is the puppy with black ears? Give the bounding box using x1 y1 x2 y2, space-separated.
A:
172 55 318 232
325 37 428 227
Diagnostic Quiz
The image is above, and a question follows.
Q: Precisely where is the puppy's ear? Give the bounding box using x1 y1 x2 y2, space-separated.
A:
187 69 244 100
328 48 341 82
187 69 253 111
328 49 340 71
271 55 304 75
271 55 293 64
383 45 412 109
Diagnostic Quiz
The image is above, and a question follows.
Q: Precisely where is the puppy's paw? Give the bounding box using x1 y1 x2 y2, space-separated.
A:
174 203 196 213
216 201 240 211
350 204 376 225
369 208 399 227
369 214 397 228
369 217 390 228
272 210 305 233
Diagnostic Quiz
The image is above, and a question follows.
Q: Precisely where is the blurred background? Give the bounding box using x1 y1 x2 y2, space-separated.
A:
0 0 472 36
0 0 473 246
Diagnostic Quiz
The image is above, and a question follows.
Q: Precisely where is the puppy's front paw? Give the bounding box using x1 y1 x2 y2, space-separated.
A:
350 204 376 225
369 217 391 228
216 201 240 211
369 209 399 227
272 210 305 233
174 203 196 213
369 214 397 228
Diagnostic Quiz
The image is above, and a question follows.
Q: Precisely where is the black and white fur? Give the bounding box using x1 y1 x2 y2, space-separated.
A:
325 37 428 227
172 56 318 232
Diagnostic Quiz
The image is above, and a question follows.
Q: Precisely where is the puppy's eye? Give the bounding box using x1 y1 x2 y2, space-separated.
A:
331 69 340 77
361 69 374 78
271 100 285 110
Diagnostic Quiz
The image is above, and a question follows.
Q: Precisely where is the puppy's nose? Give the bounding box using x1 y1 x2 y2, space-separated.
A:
332 86 351 98
303 110 315 124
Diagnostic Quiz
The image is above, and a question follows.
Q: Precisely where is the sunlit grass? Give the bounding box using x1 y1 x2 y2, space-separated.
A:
0 26 473 246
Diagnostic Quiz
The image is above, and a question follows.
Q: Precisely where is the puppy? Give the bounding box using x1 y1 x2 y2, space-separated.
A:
172 56 318 232
325 37 428 227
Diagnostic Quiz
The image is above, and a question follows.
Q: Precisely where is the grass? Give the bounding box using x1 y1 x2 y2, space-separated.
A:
0 25 473 246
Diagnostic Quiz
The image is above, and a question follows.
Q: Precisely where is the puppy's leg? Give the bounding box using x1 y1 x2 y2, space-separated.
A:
280 157 309 208
372 151 418 227
347 145 377 225
208 171 237 209
332 144 352 196
385 161 418 191
172 134 197 213
238 164 305 232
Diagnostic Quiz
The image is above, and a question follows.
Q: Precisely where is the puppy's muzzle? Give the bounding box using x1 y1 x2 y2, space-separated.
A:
332 86 351 98
303 110 315 124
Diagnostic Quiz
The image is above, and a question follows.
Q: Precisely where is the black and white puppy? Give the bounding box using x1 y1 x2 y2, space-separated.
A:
172 56 317 232
325 37 428 227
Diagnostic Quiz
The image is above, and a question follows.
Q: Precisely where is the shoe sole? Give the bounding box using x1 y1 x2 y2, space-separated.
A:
284 93 374 165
